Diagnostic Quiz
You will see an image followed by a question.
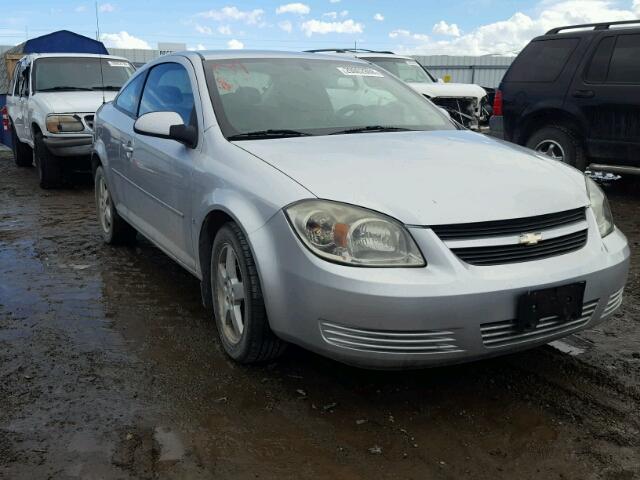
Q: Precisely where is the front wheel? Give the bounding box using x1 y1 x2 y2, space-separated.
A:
94 166 137 245
211 223 286 363
525 125 586 171
33 132 62 189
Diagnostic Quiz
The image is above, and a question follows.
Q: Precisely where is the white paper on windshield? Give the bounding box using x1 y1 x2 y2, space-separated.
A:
337 66 384 77
108 61 130 67
406 60 420 66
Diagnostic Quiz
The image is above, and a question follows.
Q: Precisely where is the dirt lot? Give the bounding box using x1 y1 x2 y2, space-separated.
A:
0 147 638 480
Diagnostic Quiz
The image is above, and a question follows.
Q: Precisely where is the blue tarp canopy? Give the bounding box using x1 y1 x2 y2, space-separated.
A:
23 30 108 54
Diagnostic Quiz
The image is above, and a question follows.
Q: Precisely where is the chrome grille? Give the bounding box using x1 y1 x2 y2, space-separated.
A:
432 208 586 240
480 299 598 349
602 288 624 317
319 322 463 355
450 229 588 266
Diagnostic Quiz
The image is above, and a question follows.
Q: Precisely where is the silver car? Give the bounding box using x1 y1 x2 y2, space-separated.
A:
92 51 629 369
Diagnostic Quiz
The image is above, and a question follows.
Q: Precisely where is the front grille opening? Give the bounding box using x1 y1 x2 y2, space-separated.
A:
432 208 586 240
451 229 587 266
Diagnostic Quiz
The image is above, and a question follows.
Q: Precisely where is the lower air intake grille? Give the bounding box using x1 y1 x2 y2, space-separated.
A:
451 229 588 266
319 322 463 355
602 288 624 317
480 299 598 349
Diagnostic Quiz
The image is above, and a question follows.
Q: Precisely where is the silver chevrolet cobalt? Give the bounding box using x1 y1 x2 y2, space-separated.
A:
92 51 629 368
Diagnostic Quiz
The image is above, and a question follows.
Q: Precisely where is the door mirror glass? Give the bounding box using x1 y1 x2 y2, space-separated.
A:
134 111 197 148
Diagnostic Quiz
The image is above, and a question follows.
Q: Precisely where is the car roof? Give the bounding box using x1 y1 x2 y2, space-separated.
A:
193 50 371 63
24 52 131 62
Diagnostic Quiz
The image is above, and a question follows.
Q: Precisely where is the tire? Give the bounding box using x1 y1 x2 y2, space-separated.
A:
33 132 63 189
94 166 137 245
11 124 33 167
525 125 586 171
211 223 286 364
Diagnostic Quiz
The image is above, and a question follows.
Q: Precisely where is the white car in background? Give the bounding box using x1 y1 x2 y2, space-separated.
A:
7 53 135 188
307 49 488 129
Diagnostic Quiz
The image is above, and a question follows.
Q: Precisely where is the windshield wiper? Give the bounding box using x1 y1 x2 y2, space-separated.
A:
330 126 415 135
91 85 122 91
227 129 312 140
37 86 93 92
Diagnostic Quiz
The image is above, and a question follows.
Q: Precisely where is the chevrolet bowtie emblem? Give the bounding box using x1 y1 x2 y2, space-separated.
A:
519 232 543 246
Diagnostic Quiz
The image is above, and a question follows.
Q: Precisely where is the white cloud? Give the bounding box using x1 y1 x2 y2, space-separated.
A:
340 10 349 16
218 25 232 35
187 44 206 51
301 18 364 36
373 13 384 21
432 20 461 37
99 3 115 13
323 11 338 19
396 0 639 56
198 6 264 25
195 24 213 35
75 5 87 12
100 31 151 49
227 38 244 49
276 3 310 15
329 0 340 3
278 20 293 33
389 29 429 41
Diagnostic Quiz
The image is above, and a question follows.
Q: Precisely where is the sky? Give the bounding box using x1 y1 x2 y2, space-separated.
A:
1 0 639 55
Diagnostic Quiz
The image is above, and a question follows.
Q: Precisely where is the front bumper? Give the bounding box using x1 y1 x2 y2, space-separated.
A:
250 211 630 369
43 135 93 157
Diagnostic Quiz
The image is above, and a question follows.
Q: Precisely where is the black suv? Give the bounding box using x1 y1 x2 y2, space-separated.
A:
491 20 640 173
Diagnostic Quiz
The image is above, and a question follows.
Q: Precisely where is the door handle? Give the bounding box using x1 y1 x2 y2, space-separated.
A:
572 89 595 99
122 142 134 153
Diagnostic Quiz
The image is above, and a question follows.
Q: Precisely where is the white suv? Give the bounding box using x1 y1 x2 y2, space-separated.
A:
307 49 488 129
7 53 135 188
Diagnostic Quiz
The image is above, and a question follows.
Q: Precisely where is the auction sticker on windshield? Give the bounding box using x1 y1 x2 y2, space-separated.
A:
337 66 384 77
108 61 130 67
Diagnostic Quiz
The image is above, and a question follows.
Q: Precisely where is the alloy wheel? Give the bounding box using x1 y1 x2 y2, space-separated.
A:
535 139 565 162
215 244 246 345
97 176 113 234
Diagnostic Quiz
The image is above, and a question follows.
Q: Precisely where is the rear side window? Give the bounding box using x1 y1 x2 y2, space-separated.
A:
607 34 640 84
505 38 579 82
115 73 146 117
585 36 615 83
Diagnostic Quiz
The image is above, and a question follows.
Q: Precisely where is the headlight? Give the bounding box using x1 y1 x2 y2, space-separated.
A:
46 114 84 133
585 176 614 237
285 200 425 267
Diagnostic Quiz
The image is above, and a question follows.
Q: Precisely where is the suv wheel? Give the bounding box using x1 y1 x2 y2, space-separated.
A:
33 132 63 189
95 166 137 244
526 126 586 170
211 223 286 363
11 125 33 167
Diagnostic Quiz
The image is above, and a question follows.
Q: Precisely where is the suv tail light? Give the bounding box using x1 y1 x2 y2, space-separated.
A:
493 90 503 117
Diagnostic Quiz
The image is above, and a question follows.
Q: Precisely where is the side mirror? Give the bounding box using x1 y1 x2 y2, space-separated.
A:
134 111 197 148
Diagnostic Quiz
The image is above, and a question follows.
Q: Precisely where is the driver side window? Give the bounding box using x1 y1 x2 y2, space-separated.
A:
139 63 196 125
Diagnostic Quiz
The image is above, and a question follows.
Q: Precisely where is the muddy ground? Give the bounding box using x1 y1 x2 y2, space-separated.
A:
0 147 638 480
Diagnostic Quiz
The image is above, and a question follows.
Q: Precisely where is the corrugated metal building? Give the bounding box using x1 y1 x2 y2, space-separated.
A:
412 55 514 88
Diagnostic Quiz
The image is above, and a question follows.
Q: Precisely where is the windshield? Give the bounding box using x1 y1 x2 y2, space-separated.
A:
33 57 135 92
365 57 435 84
205 58 453 139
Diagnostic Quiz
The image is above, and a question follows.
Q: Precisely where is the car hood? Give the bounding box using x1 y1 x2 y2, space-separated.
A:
34 91 117 113
408 82 486 100
235 130 589 226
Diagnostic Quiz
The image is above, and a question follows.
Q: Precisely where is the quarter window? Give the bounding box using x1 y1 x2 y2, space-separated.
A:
115 73 146 117
585 36 615 83
139 63 196 125
505 38 579 82
607 34 640 84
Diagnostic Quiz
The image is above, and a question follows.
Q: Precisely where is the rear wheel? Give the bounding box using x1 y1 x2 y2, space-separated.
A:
95 166 137 245
33 132 63 189
526 125 586 171
11 125 32 167
211 223 286 363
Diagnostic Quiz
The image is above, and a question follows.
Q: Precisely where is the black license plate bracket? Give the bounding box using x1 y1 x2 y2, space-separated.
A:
516 282 586 332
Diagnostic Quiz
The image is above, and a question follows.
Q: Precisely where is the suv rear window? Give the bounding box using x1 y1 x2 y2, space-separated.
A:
505 38 579 82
